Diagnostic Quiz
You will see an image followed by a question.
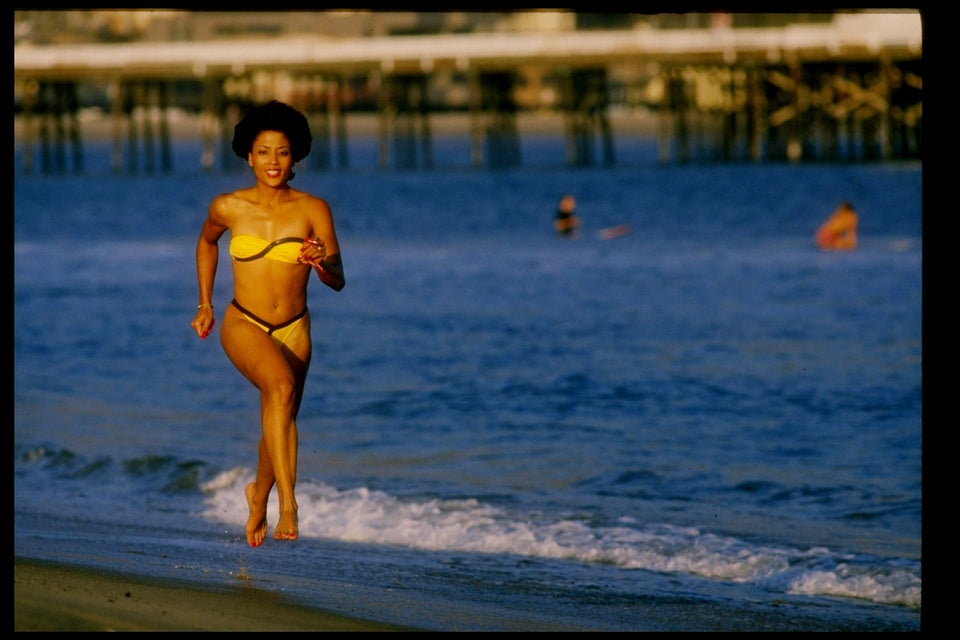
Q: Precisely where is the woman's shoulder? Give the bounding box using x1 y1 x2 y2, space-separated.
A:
291 189 332 214
207 190 256 226
211 188 256 209
208 188 235 203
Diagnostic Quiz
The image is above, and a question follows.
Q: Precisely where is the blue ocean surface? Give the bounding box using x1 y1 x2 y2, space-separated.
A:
15 133 921 631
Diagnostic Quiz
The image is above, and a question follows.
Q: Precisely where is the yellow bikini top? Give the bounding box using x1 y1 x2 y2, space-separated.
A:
230 235 304 264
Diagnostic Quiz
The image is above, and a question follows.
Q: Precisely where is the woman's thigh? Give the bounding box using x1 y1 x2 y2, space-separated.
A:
220 305 302 391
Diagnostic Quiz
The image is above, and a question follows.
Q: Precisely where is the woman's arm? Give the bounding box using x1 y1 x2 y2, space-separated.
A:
191 199 229 338
302 197 345 292
313 251 345 292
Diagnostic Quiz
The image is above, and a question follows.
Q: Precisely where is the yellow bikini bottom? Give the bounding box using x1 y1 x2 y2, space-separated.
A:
230 299 309 348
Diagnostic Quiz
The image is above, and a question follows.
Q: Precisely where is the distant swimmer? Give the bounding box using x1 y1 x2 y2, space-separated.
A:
554 194 581 238
815 201 859 251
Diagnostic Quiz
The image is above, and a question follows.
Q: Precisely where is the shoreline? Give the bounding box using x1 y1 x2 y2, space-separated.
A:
13 108 661 144
14 556 419 632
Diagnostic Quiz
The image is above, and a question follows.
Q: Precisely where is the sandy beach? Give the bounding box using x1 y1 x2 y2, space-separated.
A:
14 557 418 632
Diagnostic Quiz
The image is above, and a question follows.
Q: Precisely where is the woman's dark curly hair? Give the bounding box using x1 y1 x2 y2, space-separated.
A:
231 100 312 163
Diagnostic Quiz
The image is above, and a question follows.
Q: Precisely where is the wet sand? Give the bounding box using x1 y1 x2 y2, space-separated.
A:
14 557 418 632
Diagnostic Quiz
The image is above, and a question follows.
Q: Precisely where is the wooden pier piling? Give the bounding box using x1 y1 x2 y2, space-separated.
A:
18 80 84 174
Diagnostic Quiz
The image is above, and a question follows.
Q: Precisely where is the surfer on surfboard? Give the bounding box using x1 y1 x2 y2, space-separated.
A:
554 194 631 241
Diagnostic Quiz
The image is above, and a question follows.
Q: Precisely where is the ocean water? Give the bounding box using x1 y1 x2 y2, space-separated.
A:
14 133 922 631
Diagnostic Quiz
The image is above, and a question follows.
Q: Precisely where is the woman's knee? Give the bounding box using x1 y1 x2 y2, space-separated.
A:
262 375 298 407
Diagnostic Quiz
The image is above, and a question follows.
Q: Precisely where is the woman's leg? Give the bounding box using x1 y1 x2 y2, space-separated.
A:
220 305 311 546
271 313 311 540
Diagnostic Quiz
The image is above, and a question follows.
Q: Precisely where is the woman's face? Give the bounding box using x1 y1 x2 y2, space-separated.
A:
248 130 294 185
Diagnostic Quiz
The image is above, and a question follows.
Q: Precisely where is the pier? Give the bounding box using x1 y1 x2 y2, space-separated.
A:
13 11 923 173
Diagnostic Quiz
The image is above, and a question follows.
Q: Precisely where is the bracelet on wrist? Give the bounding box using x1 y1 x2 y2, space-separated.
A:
198 303 214 310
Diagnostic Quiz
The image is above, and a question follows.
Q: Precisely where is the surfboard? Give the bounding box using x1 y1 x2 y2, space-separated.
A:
598 224 631 240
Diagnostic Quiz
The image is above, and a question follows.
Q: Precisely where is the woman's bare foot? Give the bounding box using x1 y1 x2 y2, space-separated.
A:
245 482 268 547
273 508 298 541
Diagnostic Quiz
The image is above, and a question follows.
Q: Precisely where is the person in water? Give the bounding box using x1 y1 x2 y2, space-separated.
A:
190 100 345 547
554 194 581 238
815 201 859 251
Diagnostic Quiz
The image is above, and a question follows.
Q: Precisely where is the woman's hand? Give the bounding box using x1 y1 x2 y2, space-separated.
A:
298 237 326 268
300 237 344 291
191 305 216 339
